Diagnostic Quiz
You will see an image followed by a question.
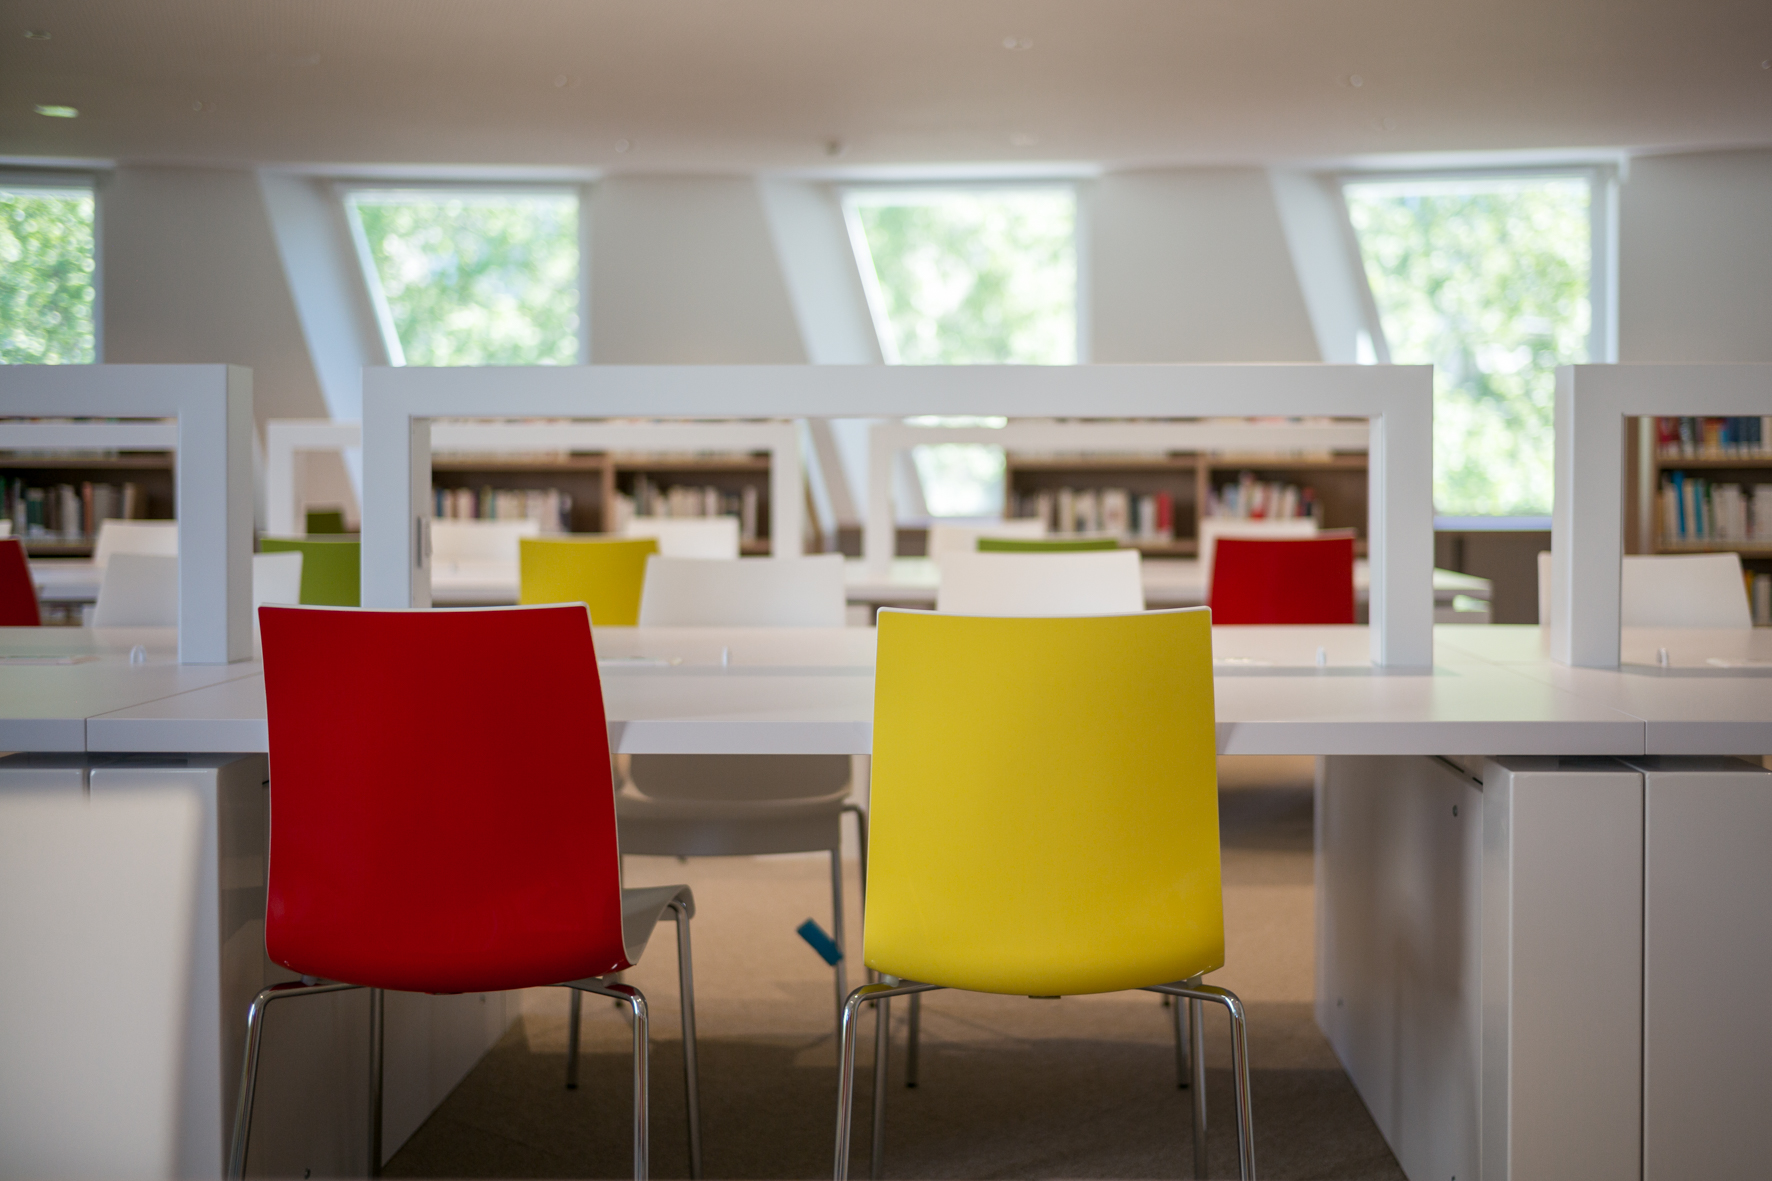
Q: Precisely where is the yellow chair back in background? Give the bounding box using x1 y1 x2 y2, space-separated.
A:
866 607 1222 996
518 536 659 626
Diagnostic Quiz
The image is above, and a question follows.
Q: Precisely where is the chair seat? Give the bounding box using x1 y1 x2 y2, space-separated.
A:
616 883 695 969
617 786 849 857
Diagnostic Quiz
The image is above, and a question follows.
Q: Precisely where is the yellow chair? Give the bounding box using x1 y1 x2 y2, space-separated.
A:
518 536 659 626
836 607 1253 1181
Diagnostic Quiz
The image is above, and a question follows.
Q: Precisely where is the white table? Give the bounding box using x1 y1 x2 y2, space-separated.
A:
4 623 1767 1181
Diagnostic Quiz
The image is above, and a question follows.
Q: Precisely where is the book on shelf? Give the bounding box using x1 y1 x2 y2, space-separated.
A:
1754 574 1771 627
3 477 144 540
610 476 759 543
1655 416 1772 459
1011 486 1174 540
1658 472 1772 543
1205 472 1320 522
432 485 573 532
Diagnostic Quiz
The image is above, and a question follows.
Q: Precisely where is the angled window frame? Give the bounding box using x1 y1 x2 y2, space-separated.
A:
334 179 590 367
1332 162 1620 526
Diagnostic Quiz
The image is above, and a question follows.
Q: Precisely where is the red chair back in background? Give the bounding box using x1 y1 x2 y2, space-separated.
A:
259 602 628 991
0 538 42 626
1208 535 1357 625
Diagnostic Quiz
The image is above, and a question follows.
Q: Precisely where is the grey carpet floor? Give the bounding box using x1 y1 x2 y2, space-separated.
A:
384 757 1404 1180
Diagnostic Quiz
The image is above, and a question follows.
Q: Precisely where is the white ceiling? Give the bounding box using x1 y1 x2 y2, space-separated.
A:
2 0 1770 173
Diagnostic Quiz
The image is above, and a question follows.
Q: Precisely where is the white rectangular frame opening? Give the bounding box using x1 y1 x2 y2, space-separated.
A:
0 365 253 663
360 364 1434 666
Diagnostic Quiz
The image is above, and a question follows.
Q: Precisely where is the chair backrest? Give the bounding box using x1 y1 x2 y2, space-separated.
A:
622 517 742 559
91 519 178 567
430 518 541 565
976 536 1118 553
304 508 348 535
91 553 178 628
519 536 659 625
638 554 847 627
0 537 41 626
258 604 630 992
1197 516 1318 588
936 550 1144 615
252 551 303 609
1209 535 1356 625
926 519 1046 557
0 519 10 536
259 538 361 606
867 607 1222 995
1538 551 1754 629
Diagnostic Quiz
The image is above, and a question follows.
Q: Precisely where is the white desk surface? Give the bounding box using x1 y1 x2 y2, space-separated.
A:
845 558 1492 607
29 623 1763 759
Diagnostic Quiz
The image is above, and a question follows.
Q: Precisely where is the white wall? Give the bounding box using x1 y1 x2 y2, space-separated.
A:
1087 167 1322 364
1619 148 1772 363
588 175 807 363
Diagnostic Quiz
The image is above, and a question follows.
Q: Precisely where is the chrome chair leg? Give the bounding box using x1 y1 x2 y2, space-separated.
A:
832 981 938 1181
871 995 889 1180
667 899 703 1180
566 988 583 1089
368 987 385 1178
904 993 920 1088
1149 980 1255 1181
1171 987 1190 1089
226 978 361 1180
830 848 848 1026
569 978 652 1181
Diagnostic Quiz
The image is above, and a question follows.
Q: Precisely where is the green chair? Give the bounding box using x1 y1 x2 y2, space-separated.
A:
258 538 360 606
976 536 1119 553
304 509 348 535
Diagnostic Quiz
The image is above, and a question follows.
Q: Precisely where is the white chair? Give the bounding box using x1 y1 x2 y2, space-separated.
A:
91 553 179 628
936 550 1145 615
925 519 1046 557
429 517 541 567
0 519 11 537
624 553 863 1024
638 554 846 627
1538 551 1753 629
1197 517 1318 590
623 516 742 559
92 519 179 567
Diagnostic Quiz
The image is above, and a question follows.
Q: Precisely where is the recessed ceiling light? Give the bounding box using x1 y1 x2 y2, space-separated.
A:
1350 74 1364 88
34 104 77 118
1002 35 1033 51
614 138 631 153
23 29 50 40
1009 132 1038 147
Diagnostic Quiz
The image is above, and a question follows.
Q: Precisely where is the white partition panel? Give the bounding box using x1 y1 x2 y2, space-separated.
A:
0 365 253 663
1552 364 1772 668
268 417 802 553
360 365 1434 666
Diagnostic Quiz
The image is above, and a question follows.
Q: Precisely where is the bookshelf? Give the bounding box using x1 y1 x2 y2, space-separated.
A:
1628 415 1772 623
1 424 177 557
431 451 776 553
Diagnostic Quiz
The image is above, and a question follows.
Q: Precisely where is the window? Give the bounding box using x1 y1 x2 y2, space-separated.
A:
345 187 580 366
844 187 1077 517
1343 173 1603 520
0 179 97 364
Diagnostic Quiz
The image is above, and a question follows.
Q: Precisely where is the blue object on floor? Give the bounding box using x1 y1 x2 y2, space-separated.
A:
797 918 843 965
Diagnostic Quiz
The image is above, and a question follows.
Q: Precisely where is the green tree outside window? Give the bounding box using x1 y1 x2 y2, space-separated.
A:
348 190 580 367
0 187 97 365
1345 177 1591 517
848 189 1077 516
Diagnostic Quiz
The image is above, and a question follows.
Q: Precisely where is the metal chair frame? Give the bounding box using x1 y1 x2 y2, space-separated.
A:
835 975 1254 1181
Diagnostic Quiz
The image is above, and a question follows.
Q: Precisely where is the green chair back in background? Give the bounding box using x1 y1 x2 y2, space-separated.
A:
304 509 349 535
259 538 360 606
976 536 1119 553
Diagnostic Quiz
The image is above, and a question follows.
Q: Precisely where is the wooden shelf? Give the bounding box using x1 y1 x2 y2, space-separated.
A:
1656 541 1772 557
1652 454 1772 469
0 454 174 470
432 456 607 473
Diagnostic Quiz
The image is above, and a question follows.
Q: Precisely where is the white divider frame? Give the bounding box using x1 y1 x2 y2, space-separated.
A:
361 364 1434 666
865 418 1372 568
0 365 253 663
275 415 803 551
1552 363 1772 668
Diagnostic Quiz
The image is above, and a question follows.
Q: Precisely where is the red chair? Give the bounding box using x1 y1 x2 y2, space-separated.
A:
230 604 700 1181
0 538 42 626
1208 535 1357 625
